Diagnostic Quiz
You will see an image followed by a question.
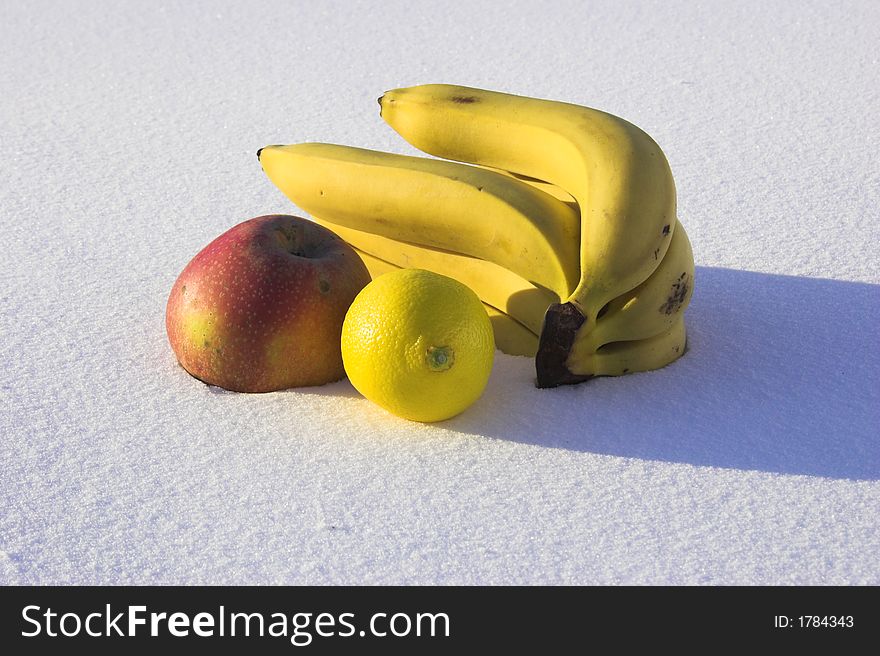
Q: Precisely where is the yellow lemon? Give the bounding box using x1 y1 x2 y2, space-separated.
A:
341 269 495 422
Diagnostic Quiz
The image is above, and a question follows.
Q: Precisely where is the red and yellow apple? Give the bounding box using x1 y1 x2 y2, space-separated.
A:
166 214 371 392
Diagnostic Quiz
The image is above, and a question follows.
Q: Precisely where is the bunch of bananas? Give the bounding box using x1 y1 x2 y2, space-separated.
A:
258 84 693 388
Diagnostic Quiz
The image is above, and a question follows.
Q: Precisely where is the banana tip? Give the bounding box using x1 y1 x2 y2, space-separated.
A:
257 145 283 161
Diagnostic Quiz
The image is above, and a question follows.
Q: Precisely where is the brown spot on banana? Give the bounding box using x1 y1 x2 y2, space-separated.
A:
659 274 690 315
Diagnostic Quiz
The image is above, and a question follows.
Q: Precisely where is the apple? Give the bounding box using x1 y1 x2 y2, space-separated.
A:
166 214 371 392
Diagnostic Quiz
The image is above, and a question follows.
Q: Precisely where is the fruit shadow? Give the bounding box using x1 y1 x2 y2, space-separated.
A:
282 377 362 399
197 374 360 398
447 267 880 481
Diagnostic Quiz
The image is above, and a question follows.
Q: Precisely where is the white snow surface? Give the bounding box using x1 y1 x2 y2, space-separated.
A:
1 0 878 585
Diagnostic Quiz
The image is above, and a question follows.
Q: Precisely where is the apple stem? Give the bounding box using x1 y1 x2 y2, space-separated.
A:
275 222 306 257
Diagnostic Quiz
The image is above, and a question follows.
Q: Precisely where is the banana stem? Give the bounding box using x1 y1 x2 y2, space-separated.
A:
535 303 593 388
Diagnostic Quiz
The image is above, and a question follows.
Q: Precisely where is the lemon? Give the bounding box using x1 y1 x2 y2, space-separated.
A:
341 269 495 422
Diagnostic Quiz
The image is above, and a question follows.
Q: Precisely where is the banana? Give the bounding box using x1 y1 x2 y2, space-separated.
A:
378 84 679 386
484 307 539 358
354 248 539 357
580 317 687 378
484 167 578 207
311 216 558 335
258 142 580 299
576 219 694 353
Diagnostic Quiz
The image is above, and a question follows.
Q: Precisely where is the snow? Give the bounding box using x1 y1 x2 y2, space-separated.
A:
1 0 878 585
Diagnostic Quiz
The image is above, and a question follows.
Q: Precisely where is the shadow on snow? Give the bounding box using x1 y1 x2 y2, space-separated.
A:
448 267 880 481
